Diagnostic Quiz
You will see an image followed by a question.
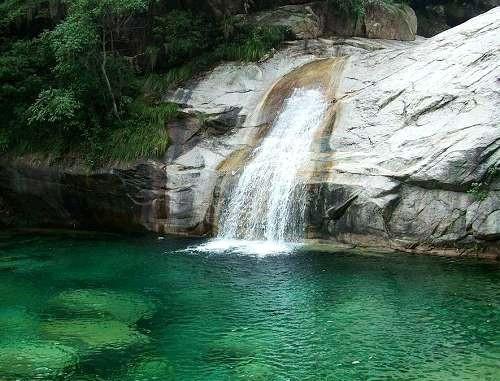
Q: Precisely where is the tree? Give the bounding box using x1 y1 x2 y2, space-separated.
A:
49 0 148 119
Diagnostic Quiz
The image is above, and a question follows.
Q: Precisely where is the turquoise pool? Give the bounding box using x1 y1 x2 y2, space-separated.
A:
0 231 498 380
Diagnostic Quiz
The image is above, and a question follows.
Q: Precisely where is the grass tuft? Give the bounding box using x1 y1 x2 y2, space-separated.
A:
106 101 178 162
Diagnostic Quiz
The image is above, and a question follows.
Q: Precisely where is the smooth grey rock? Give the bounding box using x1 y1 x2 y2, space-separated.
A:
323 2 417 41
248 2 326 38
165 37 416 126
310 8 500 254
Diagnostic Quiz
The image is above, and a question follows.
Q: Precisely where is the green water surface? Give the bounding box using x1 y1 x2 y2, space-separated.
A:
0 231 498 380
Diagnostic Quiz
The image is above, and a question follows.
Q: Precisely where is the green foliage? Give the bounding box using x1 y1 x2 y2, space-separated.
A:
216 24 288 62
107 102 178 162
0 0 45 29
151 10 287 70
468 183 488 202
1 1 287 166
152 10 211 68
0 37 55 153
0 38 53 121
468 167 498 201
48 13 98 74
142 67 195 97
141 11 287 99
27 88 81 127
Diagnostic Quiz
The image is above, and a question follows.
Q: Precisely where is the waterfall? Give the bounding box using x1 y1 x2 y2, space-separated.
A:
217 88 328 247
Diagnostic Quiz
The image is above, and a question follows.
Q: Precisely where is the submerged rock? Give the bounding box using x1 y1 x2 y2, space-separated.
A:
0 341 77 379
206 330 264 363
41 318 149 352
234 362 275 381
125 357 175 381
0 307 39 340
51 289 156 324
0 253 49 273
0 280 42 308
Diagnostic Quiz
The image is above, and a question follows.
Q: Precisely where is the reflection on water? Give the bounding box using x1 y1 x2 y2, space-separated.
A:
0 231 499 381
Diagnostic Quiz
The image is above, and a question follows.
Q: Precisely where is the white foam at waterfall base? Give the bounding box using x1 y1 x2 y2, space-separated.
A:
196 88 328 256
192 239 297 257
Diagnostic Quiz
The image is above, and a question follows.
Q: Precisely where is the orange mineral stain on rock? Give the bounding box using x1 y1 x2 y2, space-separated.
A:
217 57 347 181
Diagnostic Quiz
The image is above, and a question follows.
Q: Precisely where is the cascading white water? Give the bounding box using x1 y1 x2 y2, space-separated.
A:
217 88 328 247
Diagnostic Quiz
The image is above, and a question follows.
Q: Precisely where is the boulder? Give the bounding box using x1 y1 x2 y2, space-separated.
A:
324 2 417 41
125 358 175 381
364 3 417 41
234 361 275 380
0 307 39 341
248 2 326 38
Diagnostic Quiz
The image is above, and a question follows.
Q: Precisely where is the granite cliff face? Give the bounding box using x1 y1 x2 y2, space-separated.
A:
306 8 500 255
0 161 169 233
1 8 498 257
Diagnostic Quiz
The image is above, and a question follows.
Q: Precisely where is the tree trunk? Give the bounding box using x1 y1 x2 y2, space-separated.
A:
101 30 120 119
